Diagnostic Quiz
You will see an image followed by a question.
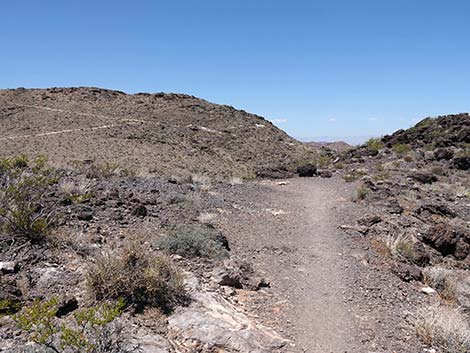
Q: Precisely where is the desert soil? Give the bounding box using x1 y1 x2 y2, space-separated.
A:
222 177 425 353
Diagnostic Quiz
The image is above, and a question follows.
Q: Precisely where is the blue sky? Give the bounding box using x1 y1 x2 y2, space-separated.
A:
2 1 469 142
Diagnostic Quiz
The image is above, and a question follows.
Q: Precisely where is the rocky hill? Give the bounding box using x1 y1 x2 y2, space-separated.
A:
333 114 470 352
0 87 315 179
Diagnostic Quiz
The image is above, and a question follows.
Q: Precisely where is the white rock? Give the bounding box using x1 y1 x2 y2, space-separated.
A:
0 261 17 273
421 286 436 295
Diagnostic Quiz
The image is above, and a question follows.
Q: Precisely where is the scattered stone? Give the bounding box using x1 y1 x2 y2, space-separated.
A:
415 203 456 218
392 263 422 282
318 169 333 178
76 206 94 221
357 215 382 227
276 181 289 186
211 265 242 288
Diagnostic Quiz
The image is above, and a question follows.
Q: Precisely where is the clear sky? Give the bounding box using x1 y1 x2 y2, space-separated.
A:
2 1 470 142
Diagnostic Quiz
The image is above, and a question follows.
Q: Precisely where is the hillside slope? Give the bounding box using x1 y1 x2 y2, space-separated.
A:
0 87 315 178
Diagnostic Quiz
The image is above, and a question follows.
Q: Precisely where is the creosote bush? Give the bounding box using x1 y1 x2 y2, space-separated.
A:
157 224 229 260
353 186 370 201
366 137 384 151
392 143 411 155
14 297 132 353
0 155 57 241
87 243 185 313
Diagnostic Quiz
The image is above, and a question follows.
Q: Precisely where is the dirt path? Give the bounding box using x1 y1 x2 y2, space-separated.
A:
223 177 423 353
262 178 358 352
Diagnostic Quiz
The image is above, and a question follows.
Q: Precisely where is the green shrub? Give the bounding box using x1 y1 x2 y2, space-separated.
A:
316 154 331 168
87 243 185 312
157 225 229 260
366 138 384 151
392 143 411 154
15 297 131 353
0 299 21 316
0 155 57 241
342 169 366 182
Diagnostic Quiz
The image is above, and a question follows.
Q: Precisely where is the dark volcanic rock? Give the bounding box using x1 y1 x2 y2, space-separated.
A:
452 156 470 170
132 204 148 218
411 172 438 184
56 297 79 318
423 223 469 259
433 148 454 161
415 203 456 218
296 164 317 177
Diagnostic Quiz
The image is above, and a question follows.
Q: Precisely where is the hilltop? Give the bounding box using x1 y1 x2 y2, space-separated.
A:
0 87 316 179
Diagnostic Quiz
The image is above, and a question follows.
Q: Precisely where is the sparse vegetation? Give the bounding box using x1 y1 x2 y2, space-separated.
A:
343 169 366 182
197 212 217 225
392 143 411 154
0 299 21 316
366 137 384 151
0 155 58 242
190 173 212 191
87 243 185 312
14 297 132 353
414 305 470 353
316 154 332 168
353 186 369 201
158 224 229 260
384 234 416 263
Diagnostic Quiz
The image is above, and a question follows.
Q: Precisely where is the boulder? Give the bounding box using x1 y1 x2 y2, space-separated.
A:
168 274 286 353
422 223 469 259
296 164 317 177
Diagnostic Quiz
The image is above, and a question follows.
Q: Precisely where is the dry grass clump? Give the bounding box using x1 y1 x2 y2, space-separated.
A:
384 234 417 263
366 137 384 151
58 176 91 196
228 176 243 186
87 243 185 312
190 173 212 191
424 267 470 309
352 186 370 201
197 212 217 225
414 305 470 353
